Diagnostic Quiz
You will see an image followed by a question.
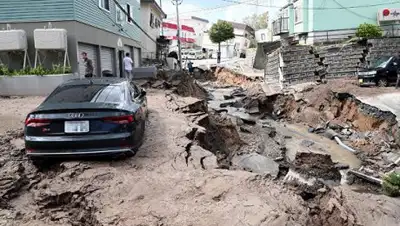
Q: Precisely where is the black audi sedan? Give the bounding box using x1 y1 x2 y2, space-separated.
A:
24 78 148 164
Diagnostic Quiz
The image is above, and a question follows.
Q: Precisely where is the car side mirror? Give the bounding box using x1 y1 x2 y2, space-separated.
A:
141 88 146 97
393 62 398 66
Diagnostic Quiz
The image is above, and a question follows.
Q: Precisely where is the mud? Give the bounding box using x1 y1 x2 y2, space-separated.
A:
1 73 400 225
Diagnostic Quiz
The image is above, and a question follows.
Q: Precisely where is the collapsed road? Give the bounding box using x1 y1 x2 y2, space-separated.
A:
1 70 400 226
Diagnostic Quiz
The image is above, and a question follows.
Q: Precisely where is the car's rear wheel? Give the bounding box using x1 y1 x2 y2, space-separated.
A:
377 78 388 87
125 148 137 157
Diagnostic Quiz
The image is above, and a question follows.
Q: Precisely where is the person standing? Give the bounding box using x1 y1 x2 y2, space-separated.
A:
187 60 194 75
81 52 94 78
123 53 133 80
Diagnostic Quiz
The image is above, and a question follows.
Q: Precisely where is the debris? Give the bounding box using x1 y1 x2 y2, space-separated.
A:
285 146 341 181
348 170 382 185
231 153 280 177
334 163 350 170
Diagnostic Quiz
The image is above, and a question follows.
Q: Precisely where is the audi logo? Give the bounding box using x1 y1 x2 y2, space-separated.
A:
68 113 85 118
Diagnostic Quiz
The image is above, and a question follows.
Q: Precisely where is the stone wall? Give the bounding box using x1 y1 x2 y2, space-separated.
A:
281 45 319 85
262 37 400 88
317 43 365 79
367 38 400 64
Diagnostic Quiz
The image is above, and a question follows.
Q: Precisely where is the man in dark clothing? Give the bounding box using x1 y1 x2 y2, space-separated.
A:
187 60 194 75
81 52 94 78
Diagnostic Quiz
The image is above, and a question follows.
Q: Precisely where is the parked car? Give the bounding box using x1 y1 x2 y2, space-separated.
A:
357 56 399 87
24 78 148 165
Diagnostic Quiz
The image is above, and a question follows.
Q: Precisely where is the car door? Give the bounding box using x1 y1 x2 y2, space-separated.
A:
128 83 146 141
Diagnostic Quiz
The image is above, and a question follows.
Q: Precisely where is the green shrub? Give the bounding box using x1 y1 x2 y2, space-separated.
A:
356 23 383 38
382 171 400 197
0 64 72 76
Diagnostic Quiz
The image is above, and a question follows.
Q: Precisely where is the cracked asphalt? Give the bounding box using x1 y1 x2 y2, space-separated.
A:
1 89 400 226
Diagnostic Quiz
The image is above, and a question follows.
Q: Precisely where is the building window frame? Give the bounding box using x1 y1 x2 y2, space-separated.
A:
98 0 110 12
150 13 155 28
126 3 133 24
294 2 302 24
261 33 266 41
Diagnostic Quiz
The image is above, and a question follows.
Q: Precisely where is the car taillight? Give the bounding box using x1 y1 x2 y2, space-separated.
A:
103 115 133 124
25 118 51 127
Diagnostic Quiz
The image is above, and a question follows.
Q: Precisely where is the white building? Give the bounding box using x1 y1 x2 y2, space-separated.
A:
255 28 273 43
179 16 209 47
202 20 255 58
140 0 166 59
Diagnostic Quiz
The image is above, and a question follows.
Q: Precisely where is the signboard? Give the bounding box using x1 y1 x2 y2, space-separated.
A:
378 8 400 21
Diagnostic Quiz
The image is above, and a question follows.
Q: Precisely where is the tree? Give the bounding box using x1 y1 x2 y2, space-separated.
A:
355 23 383 39
243 12 269 30
209 21 235 63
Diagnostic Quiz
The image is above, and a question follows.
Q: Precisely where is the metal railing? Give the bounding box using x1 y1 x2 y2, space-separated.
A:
298 24 400 43
272 17 289 35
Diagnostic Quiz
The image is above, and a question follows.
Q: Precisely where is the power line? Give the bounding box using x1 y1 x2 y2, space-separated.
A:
168 0 255 16
89 0 152 51
221 0 400 10
111 0 157 44
331 0 375 21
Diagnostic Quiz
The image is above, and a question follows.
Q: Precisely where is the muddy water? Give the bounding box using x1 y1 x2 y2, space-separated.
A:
205 85 361 169
276 122 361 169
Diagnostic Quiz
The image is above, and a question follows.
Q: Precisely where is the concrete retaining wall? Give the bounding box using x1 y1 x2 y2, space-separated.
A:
132 67 157 79
0 74 78 96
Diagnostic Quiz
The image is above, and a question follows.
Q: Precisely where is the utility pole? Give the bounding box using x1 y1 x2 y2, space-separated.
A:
172 0 183 70
160 0 164 36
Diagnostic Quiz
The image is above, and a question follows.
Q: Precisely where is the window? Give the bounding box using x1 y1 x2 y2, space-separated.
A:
126 4 132 23
150 13 154 28
44 85 125 104
99 0 110 11
116 6 125 24
261 33 266 40
294 7 302 23
129 83 140 99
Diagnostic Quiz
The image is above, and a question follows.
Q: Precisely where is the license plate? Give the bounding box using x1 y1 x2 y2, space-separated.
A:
64 121 89 133
359 79 363 83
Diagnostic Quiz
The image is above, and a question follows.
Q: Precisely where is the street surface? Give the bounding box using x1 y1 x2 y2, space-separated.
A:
1 84 400 225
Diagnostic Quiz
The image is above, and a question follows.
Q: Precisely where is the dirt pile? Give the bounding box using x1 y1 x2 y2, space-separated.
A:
0 130 30 208
212 67 262 89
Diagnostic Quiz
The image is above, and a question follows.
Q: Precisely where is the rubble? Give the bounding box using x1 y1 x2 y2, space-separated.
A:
231 153 279 177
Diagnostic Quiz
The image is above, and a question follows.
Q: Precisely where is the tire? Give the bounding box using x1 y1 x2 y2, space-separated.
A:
30 158 48 168
377 78 388 87
125 149 137 157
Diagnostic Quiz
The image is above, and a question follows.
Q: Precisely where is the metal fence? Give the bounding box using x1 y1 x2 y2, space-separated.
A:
307 24 400 43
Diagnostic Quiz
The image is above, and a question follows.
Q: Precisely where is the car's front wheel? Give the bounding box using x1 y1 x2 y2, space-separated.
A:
377 78 388 87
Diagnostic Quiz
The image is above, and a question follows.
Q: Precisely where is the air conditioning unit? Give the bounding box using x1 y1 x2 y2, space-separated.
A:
0 30 27 51
34 28 67 50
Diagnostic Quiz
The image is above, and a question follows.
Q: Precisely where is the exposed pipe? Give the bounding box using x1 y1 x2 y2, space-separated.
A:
334 136 357 153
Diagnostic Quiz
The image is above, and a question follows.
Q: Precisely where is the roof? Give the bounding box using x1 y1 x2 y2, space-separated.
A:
190 16 209 23
141 0 167 19
218 20 255 35
62 78 128 86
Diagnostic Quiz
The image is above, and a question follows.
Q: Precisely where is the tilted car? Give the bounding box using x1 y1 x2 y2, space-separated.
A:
24 78 148 165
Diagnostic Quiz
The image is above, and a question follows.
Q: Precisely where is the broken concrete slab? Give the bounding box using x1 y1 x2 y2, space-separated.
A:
231 153 279 177
285 144 341 181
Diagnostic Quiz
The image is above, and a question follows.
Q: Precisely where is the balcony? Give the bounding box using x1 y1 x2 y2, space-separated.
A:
272 17 289 35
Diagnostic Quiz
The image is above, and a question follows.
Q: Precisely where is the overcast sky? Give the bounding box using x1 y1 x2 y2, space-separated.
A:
160 0 285 24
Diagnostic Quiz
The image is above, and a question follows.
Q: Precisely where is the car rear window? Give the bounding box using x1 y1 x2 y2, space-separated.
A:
44 84 125 104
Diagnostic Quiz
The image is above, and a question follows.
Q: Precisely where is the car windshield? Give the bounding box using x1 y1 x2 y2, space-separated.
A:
44 84 125 104
189 52 195 55
370 56 392 68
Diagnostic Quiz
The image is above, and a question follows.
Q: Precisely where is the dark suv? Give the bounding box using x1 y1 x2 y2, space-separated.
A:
357 56 399 87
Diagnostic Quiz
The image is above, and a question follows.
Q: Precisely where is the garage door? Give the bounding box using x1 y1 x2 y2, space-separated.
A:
78 43 98 77
100 47 115 75
133 47 140 67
